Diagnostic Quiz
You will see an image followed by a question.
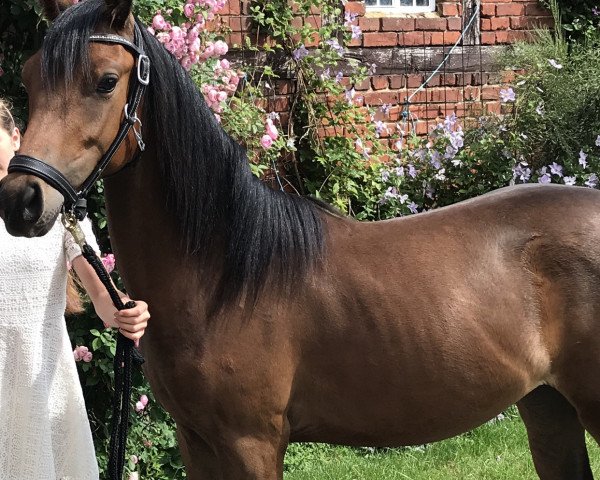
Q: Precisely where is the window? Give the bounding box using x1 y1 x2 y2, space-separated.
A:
365 0 436 13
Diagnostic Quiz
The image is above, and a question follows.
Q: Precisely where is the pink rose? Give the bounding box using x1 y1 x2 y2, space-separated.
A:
73 345 91 362
82 351 93 363
128 473 139 480
183 3 195 18
260 135 273 149
152 14 167 31
217 91 228 103
135 401 145 412
101 253 115 274
266 118 278 140
140 394 149 407
213 40 228 56
130 455 139 464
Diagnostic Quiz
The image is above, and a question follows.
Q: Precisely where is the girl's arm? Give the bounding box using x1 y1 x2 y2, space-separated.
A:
71 255 150 343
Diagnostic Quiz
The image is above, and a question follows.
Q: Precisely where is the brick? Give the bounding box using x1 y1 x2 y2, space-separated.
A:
305 17 322 29
447 17 462 31
508 30 533 42
481 18 492 30
481 3 496 16
407 74 425 88
363 32 398 47
496 3 526 16
415 17 447 31
440 2 460 16
481 32 496 44
491 17 510 30
345 1 366 15
362 90 400 105
381 18 415 31
495 31 510 43
389 75 405 89
429 32 445 45
443 31 462 44
525 2 551 16
482 85 501 100
372 75 389 90
228 0 241 15
399 31 425 46
510 16 554 29
358 17 381 32
354 78 371 91
275 80 295 95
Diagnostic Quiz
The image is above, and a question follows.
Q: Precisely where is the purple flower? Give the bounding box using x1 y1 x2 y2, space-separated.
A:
425 183 435 199
585 173 598 188
579 150 588 169
380 104 391 117
596 134 600 147
513 162 531 182
499 88 516 103
443 113 458 131
374 120 387 137
344 12 358 25
395 166 405 177
408 202 419 214
335 71 344 83
430 150 442 170
592 6 600 16
351 25 362 40
564 176 577 186
292 45 309 61
381 169 390 182
380 187 399 204
538 174 551 184
345 87 356 104
325 39 345 56
408 164 417 178
549 162 563 177
548 59 563 69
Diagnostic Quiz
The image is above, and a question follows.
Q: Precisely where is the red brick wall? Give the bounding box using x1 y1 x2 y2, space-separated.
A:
219 1 553 135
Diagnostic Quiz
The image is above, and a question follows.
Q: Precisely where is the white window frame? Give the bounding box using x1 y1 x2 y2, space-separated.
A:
365 0 436 14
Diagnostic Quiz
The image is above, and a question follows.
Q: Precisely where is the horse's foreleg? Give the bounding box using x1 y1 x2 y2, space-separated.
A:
176 424 222 480
213 419 289 480
517 386 593 480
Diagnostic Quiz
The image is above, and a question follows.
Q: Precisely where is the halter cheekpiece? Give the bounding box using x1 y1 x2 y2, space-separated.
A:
7 23 150 220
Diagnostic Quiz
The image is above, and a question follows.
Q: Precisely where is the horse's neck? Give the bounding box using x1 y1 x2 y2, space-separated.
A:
103 151 214 301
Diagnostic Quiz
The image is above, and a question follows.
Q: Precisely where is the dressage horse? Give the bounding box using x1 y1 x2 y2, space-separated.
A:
1 0 600 478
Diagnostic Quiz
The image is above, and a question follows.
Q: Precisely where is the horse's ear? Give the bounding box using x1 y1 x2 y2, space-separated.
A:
39 0 73 21
104 0 133 30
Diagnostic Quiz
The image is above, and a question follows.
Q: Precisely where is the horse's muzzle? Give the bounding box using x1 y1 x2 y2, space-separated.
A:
0 175 48 237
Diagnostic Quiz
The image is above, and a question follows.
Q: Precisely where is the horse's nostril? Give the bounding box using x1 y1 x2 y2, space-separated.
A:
21 183 43 223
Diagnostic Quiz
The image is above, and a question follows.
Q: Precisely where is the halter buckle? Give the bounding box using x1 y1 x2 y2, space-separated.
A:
137 55 150 86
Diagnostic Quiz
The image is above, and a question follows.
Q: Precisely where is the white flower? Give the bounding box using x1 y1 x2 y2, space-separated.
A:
548 59 563 69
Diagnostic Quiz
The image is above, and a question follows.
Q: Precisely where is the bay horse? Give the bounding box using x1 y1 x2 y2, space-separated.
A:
1 0 600 478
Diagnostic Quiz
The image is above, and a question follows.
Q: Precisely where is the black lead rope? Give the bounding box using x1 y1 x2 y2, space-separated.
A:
63 215 144 480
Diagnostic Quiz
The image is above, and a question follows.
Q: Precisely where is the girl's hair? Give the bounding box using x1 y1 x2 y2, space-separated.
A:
0 98 16 133
65 269 85 316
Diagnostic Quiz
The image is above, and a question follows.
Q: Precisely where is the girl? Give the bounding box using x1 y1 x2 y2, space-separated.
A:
0 97 150 479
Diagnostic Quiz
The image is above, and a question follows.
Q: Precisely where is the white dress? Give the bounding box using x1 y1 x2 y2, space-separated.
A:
0 217 99 479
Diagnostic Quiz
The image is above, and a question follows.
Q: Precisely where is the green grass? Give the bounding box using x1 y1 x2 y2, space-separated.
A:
284 409 600 480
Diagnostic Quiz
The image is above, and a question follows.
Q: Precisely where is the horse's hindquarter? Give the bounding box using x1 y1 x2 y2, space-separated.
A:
288 184 600 446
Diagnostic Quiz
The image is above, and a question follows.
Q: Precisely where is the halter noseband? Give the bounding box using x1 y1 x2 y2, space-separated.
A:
7 23 150 221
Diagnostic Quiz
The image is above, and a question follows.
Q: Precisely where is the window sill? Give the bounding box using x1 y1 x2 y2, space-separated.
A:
364 10 440 19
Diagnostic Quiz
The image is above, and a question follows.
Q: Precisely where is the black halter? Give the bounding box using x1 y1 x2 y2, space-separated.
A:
7 23 150 220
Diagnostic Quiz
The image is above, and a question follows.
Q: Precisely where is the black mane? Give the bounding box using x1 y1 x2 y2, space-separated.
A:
41 0 326 310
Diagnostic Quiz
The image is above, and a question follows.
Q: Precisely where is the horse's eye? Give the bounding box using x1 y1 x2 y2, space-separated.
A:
96 75 118 94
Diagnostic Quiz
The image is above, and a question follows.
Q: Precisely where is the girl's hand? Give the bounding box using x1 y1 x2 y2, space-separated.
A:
113 298 150 344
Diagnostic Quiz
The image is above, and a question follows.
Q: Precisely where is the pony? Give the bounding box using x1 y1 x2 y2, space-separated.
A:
1 0 600 478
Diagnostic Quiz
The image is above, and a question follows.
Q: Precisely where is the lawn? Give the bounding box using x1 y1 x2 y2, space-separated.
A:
284 408 600 480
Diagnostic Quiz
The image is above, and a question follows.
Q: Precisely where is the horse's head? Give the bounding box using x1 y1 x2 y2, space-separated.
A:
0 0 144 236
